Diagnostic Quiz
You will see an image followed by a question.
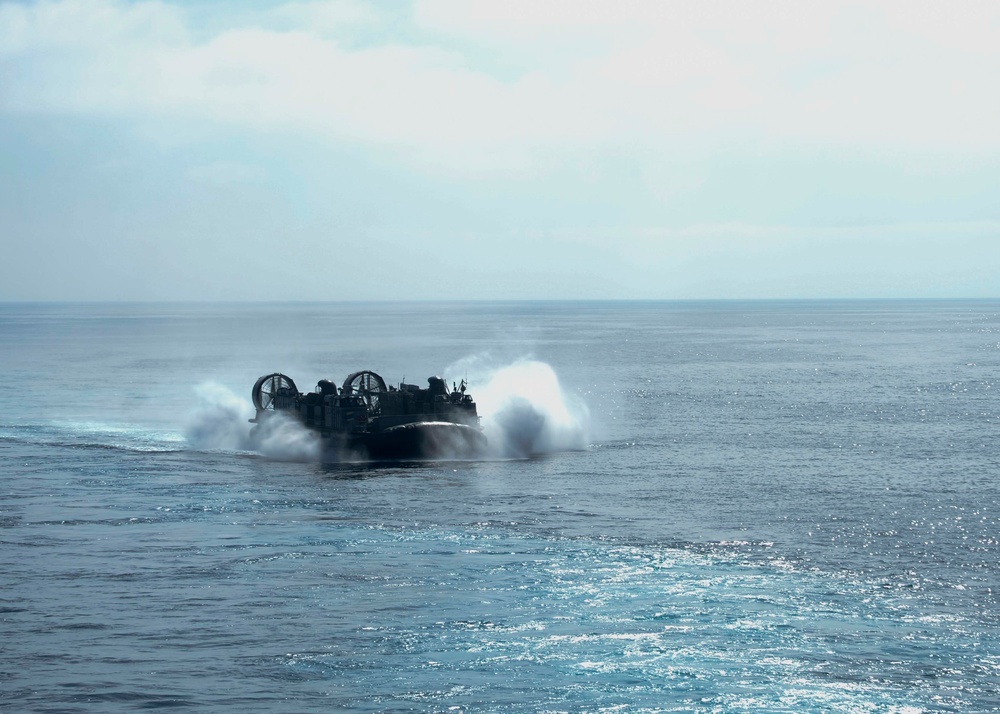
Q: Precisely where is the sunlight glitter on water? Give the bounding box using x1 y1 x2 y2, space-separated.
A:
259 524 973 710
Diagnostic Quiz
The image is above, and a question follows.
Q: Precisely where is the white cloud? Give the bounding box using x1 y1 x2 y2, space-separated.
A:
1 0 998 166
2 1 996 301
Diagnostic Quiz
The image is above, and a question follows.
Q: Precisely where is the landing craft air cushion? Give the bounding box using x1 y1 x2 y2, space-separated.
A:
249 370 486 459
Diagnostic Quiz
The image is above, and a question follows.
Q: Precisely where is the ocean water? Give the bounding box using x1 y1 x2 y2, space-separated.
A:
1 300 999 712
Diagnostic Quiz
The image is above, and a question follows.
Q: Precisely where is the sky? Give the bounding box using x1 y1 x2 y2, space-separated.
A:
1 0 998 301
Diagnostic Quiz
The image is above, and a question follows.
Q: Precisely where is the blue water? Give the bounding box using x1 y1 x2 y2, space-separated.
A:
2 301 999 711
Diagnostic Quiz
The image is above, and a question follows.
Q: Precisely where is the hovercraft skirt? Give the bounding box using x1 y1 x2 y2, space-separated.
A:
364 422 487 460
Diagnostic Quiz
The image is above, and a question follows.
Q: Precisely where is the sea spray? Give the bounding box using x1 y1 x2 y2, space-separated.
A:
451 358 590 457
250 411 322 462
184 382 320 461
184 382 252 451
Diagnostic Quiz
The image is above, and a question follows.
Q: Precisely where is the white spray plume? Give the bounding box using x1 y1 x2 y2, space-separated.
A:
455 358 590 458
249 410 322 462
184 382 252 451
184 382 320 461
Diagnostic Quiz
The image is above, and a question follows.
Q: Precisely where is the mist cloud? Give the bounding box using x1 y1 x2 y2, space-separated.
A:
452 357 590 458
184 381 321 461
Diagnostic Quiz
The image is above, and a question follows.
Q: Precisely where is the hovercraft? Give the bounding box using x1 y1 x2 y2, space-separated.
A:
250 370 486 460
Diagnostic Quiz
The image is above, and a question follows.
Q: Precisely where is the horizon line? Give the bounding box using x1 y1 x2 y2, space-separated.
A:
2 296 999 306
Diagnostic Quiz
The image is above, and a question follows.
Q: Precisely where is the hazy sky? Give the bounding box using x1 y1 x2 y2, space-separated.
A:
1 0 998 300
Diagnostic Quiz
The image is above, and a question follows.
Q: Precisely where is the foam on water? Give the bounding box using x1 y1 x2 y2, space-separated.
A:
0 420 184 453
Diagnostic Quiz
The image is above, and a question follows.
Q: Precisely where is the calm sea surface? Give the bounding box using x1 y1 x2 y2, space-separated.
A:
1 300 999 712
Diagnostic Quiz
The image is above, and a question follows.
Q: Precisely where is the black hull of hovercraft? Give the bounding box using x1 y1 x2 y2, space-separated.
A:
359 421 487 460
250 419 487 461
